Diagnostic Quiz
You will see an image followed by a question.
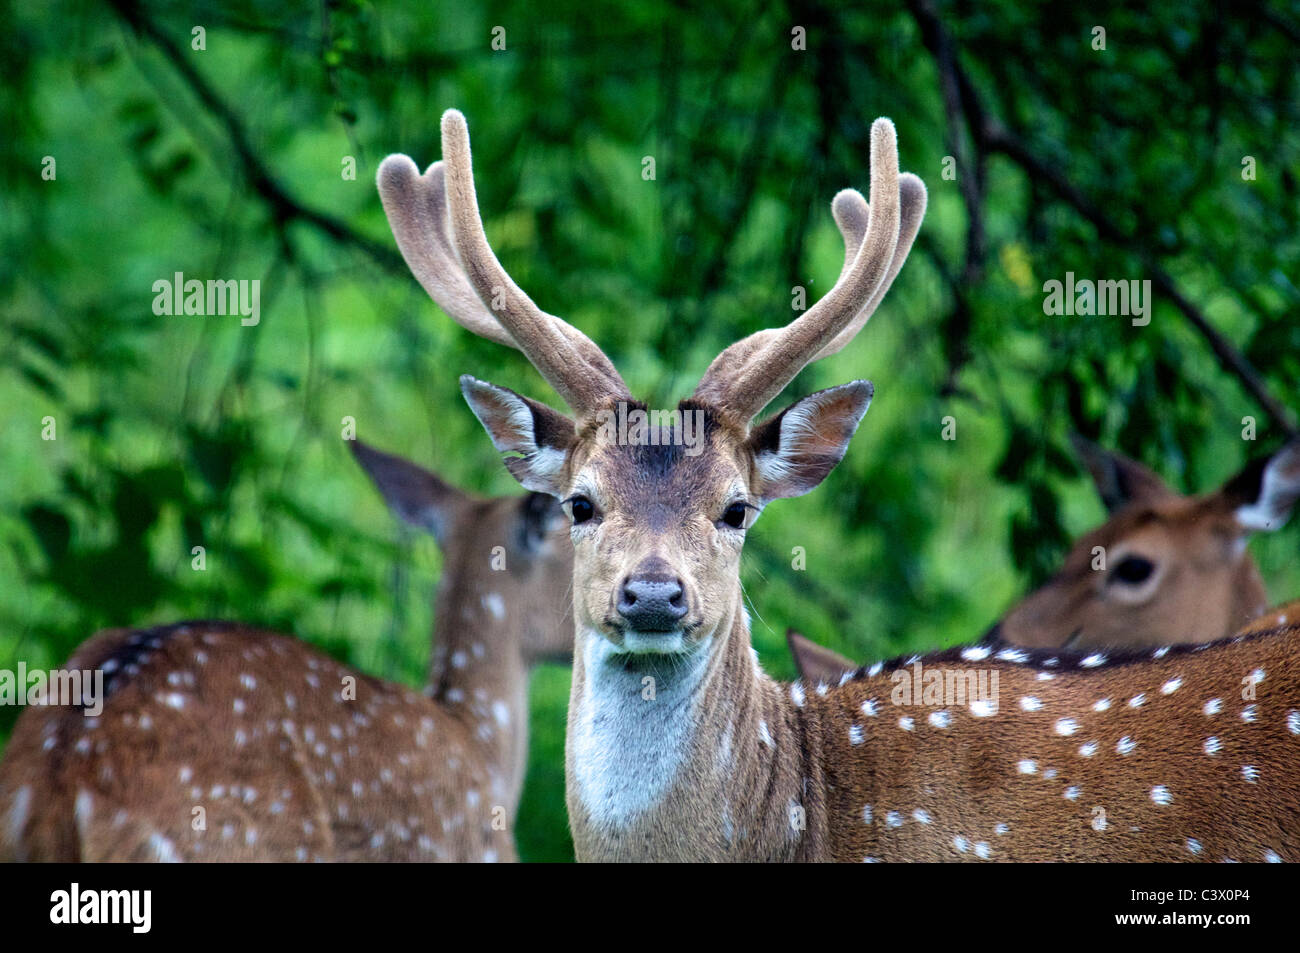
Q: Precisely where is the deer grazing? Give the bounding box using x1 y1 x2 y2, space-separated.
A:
380 108 1300 862
788 437 1300 683
0 440 572 862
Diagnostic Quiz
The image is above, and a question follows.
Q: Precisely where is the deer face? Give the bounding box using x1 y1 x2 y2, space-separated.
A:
463 386 875 656
997 439 1300 650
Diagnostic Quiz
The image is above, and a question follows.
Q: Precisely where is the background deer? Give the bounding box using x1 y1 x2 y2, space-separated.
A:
0 440 572 862
789 437 1300 683
382 107 1300 862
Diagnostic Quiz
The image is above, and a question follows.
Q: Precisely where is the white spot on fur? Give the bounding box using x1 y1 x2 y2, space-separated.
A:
1116 736 1137 755
1054 718 1079 736
1078 742 1099 757
1093 698 1112 712
1079 653 1106 668
1150 785 1173 805
1204 698 1223 716
1160 677 1182 695
1204 736 1221 756
149 833 182 862
483 593 506 620
928 710 951 729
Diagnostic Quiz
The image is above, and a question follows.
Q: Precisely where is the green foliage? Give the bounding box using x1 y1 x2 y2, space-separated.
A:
1 0 1297 861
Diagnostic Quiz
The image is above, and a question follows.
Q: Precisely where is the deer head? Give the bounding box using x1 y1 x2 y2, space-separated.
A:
996 437 1300 650
377 109 922 666
787 437 1300 683
349 439 573 665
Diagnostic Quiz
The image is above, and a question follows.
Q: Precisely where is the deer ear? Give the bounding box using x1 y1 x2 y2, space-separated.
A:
747 382 873 502
786 630 857 685
1222 439 1300 533
349 440 465 547
1070 435 1175 513
461 376 575 497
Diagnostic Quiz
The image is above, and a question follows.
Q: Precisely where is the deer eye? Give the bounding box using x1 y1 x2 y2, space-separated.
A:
1111 555 1155 585
567 496 595 525
721 502 748 529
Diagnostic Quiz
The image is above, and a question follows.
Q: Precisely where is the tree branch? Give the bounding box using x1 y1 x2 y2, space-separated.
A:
906 0 1297 437
107 0 404 273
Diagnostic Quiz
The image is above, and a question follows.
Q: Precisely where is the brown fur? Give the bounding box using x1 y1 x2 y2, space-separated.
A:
0 444 573 862
812 620 1300 861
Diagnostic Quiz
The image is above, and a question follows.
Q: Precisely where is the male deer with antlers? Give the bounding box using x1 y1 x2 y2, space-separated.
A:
378 108 1300 862
0 441 572 861
789 436 1300 684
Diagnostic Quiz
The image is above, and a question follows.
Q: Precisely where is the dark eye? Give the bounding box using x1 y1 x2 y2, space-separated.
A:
568 496 595 525
1112 555 1154 585
721 502 748 529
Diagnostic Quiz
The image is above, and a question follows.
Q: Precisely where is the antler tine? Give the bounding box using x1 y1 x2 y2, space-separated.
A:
439 109 632 417
377 155 518 349
811 172 927 360
692 118 912 422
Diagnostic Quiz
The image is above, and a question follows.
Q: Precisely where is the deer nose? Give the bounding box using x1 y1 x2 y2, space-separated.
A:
617 573 687 632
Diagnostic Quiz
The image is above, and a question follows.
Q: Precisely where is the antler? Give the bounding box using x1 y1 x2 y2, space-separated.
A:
692 118 926 422
377 110 631 417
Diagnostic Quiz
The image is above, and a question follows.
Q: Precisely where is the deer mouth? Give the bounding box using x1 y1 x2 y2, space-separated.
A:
601 618 704 655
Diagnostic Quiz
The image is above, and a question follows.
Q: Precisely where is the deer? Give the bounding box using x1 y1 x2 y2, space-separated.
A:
787 436 1300 683
375 107 1300 862
0 440 573 862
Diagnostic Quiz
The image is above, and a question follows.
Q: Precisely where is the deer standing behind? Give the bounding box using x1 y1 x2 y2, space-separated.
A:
377 107 1300 862
788 437 1300 684
0 441 572 861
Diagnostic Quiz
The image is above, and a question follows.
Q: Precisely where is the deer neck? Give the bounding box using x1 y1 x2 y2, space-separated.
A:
565 591 828 861
426 575 531 816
